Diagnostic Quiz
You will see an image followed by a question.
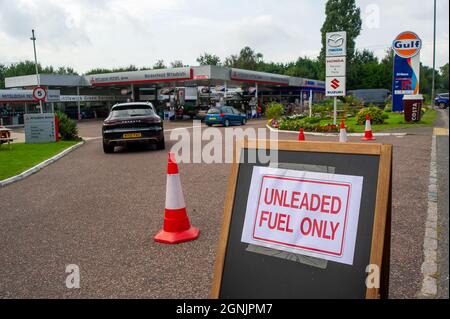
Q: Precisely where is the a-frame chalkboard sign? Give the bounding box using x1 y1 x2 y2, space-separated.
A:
211 140 392 299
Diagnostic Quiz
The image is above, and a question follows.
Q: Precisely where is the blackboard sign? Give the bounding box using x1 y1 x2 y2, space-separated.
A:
211 140 392 299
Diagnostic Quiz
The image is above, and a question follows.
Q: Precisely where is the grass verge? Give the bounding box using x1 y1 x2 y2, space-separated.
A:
0 141 79 181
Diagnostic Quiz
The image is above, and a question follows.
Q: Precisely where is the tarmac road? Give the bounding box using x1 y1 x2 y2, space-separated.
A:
0 119 435 298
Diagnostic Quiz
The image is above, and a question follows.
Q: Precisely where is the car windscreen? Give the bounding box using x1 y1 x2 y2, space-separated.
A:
110 106 154 118
207 108 221 114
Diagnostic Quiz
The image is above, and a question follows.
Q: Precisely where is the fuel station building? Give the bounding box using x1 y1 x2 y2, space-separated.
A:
1 66 325 125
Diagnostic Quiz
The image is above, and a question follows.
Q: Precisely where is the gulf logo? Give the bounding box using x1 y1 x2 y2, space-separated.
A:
393 31 422 58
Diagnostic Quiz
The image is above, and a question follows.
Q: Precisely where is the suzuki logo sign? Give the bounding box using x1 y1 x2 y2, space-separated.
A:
393 31 422 58
330 79 340 90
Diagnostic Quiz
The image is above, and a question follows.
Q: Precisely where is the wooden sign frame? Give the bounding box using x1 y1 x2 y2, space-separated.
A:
211 140 392 299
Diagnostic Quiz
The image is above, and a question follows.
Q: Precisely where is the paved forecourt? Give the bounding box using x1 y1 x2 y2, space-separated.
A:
0 119 434 298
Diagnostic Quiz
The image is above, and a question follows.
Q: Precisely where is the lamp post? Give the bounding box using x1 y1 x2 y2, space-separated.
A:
30 29 43 113
431 0 437 106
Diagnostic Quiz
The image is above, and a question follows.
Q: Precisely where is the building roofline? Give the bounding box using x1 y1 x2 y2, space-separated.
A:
5 65 325 89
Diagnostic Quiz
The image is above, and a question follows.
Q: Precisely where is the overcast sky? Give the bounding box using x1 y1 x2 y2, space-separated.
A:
0 0 448 74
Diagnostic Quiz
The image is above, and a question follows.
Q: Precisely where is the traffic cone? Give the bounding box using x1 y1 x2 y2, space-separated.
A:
339 119 347 143
154 153 200 244
362 114 376 141
298 128 305 141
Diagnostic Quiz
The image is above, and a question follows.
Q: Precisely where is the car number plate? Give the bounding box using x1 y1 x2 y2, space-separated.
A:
123 133 142 139
209 117 216 120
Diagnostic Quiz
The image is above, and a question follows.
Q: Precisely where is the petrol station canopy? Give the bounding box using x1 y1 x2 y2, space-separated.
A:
4 65 325 92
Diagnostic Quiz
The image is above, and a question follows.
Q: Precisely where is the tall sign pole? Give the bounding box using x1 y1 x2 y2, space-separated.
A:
431 0 437 105
30 29 43 114
325 31 347 125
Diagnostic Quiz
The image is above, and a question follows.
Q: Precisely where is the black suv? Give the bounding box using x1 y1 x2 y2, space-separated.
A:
102 103 165 153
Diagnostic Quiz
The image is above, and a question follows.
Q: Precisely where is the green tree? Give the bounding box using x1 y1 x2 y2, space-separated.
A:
196 53 221 66
153 59 166 69
224 47 264 70
420 63 439 97
319 0 362 76
84 65 137 75
0 63 6 89
284 57 320 79
347 49 379 89
439 63 449 92
170 60 185 68
378 48 394 90
257 62 287 75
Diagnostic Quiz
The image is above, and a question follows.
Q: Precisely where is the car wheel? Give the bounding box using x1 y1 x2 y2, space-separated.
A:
241 118 247 125
224 119 230 127
439 103 447 109
156 137 166 150
103 142 114 154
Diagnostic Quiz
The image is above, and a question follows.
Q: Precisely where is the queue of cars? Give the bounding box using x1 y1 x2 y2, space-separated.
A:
101 103 248 153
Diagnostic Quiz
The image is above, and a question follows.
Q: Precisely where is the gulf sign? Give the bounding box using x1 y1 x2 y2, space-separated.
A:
392 31 422 112
241 167 363 266
393 31 422 58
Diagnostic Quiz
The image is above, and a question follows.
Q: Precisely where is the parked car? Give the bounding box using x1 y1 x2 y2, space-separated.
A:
435 93 449 109
102 102 165 153
204 106 247 127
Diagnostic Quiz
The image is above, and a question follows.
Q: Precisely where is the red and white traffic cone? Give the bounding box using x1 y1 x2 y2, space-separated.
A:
298 128 305 141
339 119 348 143
362 114 376 141
154 153 200 244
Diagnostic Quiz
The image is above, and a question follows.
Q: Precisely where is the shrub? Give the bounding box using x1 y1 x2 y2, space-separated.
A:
311 104 332 118
355 107 386 125
265 102 284 120
56 111 79 140
384 102 392 113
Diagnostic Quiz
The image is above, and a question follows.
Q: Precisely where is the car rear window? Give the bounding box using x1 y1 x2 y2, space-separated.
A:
208 108 221 114
111 105 154 118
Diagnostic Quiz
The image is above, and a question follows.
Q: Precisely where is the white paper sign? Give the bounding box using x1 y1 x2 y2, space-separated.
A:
241 166 363 265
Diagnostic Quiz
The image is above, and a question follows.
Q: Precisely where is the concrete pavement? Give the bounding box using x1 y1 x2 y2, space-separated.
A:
435 109 449 299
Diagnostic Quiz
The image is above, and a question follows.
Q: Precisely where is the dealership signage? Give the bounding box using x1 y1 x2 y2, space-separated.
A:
0 89 60 103
230 68 290 85
241 166 363 265
24 113 57 144
326 57 346 77
326 31 347 57
87 68 193 86
325 31 347 97
392 31 422 112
